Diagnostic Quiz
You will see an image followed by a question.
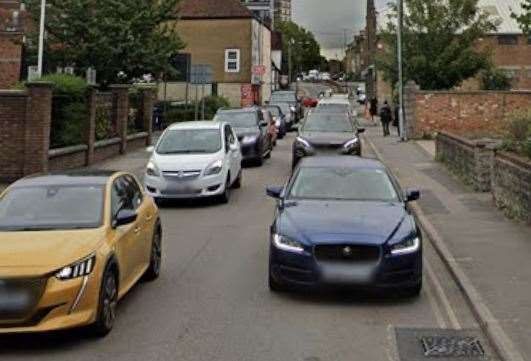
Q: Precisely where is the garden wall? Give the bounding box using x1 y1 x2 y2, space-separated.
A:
436 131 531 224
0 83 156 182
404 81 531 138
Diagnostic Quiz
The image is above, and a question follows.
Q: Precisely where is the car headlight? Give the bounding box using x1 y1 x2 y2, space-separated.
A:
295 137 312 149
390 237 420 256
56 254 96 280
204 159 223 176
146 161 160 177
290 106 296 112
343 138 360 152
272 234 304 253
241 135 258 145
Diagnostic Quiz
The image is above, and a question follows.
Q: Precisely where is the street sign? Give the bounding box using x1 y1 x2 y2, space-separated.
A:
253 65 266 76
190 64 213 85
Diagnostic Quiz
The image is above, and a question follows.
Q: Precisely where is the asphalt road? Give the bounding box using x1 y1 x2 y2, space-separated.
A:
0 88 499 361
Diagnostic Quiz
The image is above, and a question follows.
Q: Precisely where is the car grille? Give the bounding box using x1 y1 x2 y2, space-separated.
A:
163 170 201 181
0 278 47 322
314 245 381 263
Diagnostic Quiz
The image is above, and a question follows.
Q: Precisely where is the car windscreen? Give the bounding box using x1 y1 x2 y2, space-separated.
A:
316 104 349 113
265 107 281 116
301 114 353 132
0 185 104 231
271 94 295 103
214 112 257 128
271 102 290 113
288 167 399 202
157 129 222 154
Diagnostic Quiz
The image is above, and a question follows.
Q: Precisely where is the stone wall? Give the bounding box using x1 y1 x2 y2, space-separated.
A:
436 131 531 224
404 81 531 139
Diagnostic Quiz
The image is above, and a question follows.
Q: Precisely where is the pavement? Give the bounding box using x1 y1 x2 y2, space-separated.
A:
1 119 504 361
361 120 531 361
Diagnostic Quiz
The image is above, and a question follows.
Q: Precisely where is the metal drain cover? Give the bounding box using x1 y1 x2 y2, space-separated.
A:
421 336 485 357
395 328 492 360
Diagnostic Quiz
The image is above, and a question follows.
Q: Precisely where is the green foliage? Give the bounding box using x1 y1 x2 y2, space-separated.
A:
202 95 230 119
161 96 230 126
511 0 531 35
95 106 115 141
480 67 512 91
378 0 496 90
502 108 531 158
276 21 325 76
40 74 89 99
58 103 88 146
24 0 184 85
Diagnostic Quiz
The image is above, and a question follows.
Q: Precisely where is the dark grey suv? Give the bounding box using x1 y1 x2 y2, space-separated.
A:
292 112 365 168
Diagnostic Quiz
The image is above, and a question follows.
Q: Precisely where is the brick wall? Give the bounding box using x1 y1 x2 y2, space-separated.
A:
404 81 531 138
0 90 27 181
436 131 531 224
0 0 23 89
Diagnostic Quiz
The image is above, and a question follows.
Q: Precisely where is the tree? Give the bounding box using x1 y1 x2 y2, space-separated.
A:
479 67 512 91
24 0 184 85
511 0 531 35
378 0 496 90
275 21 323 76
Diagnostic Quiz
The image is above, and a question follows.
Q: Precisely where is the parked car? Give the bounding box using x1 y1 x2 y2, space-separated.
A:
264 104 287 139
302 97 318 108
214 107 273 166
270 101 295 131
292 112 364 168
0 171 162 336
266 156 423 295
271 91 302 123
144 121 242 203
262 108 278 147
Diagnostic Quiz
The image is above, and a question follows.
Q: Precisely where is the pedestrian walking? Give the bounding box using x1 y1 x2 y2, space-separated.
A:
369 97 378 124
393 104 400 136
379 100 392 137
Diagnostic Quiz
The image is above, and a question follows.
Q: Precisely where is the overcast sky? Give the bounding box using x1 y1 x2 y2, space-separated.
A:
293 0 389 59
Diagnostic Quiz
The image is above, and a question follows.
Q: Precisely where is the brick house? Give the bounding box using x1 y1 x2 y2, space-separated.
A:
172 0 272 107
0 0 24 89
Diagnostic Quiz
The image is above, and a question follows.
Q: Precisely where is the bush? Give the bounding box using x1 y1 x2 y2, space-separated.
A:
480 68 512 91
502 109 531 158
56 103 88 146
39 74 89 99
157 96 230 127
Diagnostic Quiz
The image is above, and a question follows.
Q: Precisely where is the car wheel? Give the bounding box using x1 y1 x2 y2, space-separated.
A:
268 269 287 292
91 266 118 337
219 176 231 203
144 224 162 281
232 170 242 189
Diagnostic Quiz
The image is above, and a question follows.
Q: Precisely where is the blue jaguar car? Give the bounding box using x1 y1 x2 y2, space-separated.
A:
266 156 423 295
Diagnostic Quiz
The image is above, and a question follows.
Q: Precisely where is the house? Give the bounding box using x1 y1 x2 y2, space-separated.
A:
0 0 24 89
169 0 272 107
271 31 282 91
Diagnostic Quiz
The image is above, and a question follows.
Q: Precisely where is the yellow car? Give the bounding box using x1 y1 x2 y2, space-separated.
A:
0 171 162 336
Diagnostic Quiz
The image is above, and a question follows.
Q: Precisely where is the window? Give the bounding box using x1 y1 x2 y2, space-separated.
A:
111 176 142 219
498 35 518 45
225 49 240 73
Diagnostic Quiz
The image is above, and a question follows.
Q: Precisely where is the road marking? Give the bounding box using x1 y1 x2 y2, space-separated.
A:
426 260 462 330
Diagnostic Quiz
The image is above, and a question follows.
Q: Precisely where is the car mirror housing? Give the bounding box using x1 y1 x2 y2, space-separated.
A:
113 209 138 228
405 189 421 202
266 186 283 199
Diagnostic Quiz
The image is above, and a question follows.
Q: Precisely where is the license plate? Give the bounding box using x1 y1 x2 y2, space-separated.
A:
165 181 197 194
321 264 375 284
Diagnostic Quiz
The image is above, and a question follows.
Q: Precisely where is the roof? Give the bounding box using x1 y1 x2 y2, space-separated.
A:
377 0 524 35
11 171 118 188
168 121 222 130
179 0 253 20
299 156 386 169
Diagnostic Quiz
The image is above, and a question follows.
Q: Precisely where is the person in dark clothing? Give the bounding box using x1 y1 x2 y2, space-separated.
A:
393 105 400 136
369 97 378 123
379 100 392 137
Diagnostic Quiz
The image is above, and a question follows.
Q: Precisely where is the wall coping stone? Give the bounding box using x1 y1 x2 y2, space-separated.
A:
48 144 88 158
127 132 149 141
0 90 27 97
495 151 531 172
109 84 131 90
25 81 54 88
94 137 121 148
437 131 475 149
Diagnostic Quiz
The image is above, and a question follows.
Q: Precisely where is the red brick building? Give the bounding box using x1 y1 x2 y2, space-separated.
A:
0 0 24 89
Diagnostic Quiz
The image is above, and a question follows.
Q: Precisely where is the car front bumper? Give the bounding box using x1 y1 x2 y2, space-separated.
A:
269 244 422 290
145 172 226 199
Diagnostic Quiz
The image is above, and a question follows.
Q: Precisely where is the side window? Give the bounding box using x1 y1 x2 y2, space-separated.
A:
224 125 231 151
124 175 143 209
111 177 129 218
226 125 236 144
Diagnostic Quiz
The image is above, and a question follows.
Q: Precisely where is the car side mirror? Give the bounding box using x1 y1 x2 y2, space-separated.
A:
357 128 366 134
146 146 155 153
230 143 239 152
266 186 283 199
405 189 420 202
113 209 137 228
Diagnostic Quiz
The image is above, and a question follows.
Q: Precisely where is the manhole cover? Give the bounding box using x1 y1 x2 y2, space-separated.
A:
421 336 485 357
395 328 492 360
